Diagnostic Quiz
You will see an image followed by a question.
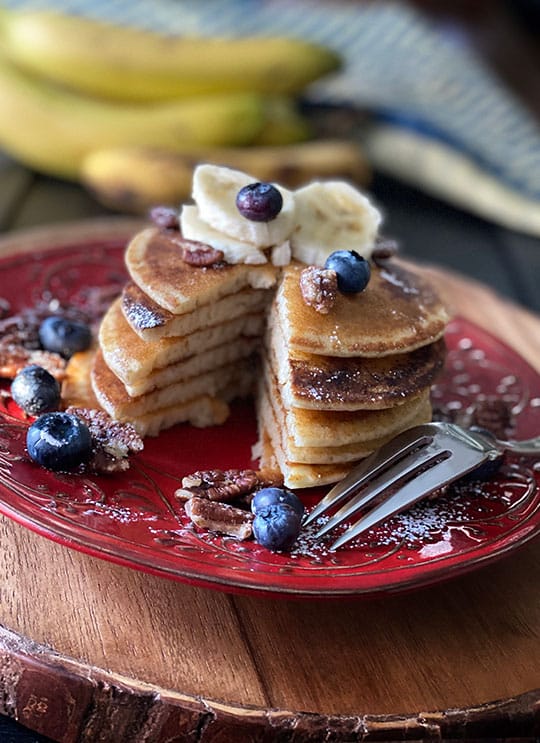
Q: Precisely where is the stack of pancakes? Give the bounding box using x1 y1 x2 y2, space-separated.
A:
257 261 448 488
89 227 277 436
63 217 449 489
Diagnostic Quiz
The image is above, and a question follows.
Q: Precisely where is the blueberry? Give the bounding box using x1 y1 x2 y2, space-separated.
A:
324 250 371 293
39 316 92 358
252 503 301 552
236 182 283 222
251 486 304 519
11 365 61 416
27 412 92 472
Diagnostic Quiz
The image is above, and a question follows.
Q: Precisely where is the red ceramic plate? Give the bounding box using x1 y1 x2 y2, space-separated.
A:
0 236 539 598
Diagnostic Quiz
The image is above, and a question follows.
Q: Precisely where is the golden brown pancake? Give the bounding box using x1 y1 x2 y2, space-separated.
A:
122 281 271 341
61 349 99 409
61 348 232 437
91 348 255 421
268 308 445 410
257 406 351 489
258 377 431 465
124 395 230 438
277 261 449 357
124 337 260 397
261 359 432 446
125 227 277 314
99 297 265 386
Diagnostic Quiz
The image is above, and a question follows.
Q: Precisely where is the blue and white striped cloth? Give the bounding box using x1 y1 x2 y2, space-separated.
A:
5 0 540 226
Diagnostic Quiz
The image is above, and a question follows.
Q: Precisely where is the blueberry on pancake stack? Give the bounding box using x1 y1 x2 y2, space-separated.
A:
66 164 449 487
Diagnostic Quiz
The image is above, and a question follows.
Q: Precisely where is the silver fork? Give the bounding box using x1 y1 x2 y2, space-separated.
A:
304 422 540 551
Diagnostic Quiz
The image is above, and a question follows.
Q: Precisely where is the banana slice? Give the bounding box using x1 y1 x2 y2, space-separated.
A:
180 204 267 264
192 163 296 248
290 181 382 266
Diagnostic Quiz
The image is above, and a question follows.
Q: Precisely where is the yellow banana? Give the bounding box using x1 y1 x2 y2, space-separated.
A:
80 140 371 214
0 9 341 102
254 97 312 146
0 52 266 179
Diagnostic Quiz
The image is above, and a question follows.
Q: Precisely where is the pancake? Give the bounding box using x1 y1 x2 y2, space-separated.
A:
124 337 260 397
261 359 432 446
125 227 277 314
286 391 432 448
277 261 449 358
135 365 256 437
91 349 255 421
257 407 351 489
258 377 431 465
99 297 265 386
268 309 445 411
122 281 272 341
61 349 99 409
62 349 231 437
126 395 231 438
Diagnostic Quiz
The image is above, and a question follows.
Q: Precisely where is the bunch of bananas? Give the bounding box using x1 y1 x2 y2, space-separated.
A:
0 7 369 213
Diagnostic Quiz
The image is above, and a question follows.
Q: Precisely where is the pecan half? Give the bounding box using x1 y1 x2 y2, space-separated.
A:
470 398 514 439
256 468 285 488
67 407 144 473
185 496 254 540
180 240 225 267
175 467 284 502
0 345 66 380
149 205 179 231
300 267 338 314
0 314 41 350
372 237 399 266
176 468 260 502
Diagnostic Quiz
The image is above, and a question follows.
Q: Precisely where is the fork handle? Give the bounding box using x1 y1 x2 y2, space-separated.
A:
502 436 540 455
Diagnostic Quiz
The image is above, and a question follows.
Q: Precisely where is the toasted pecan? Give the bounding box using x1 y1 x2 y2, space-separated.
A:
299 266 338 314
67 406 143 473
180 240 225 267
176 468 260 502
175 467 284 502
185 496 254 540
149 206 180 231
0 345 66 380
470 398 514 439
372 237 399 266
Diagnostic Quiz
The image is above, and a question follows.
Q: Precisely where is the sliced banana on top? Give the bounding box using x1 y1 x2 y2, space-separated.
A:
180 204 267 264
290 181 382 266
192 164 296 248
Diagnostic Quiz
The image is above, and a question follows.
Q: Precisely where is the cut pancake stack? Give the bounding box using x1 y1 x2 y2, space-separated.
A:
62 163 452 491
90 227 277 436
257 262 448 488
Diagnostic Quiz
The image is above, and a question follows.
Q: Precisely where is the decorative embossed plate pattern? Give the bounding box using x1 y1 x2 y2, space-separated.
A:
0 237 539 598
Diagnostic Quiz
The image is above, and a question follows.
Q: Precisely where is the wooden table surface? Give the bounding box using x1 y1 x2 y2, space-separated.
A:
1 3 540 742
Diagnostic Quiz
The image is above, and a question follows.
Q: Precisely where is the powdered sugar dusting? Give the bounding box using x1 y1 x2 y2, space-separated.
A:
286 459 536 563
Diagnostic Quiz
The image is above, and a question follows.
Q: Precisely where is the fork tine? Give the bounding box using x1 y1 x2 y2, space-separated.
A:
328 445 487 551
315 443 447 539
302 426 436 527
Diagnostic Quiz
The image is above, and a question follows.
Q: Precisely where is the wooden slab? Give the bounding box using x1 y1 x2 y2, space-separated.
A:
0 220 539 742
